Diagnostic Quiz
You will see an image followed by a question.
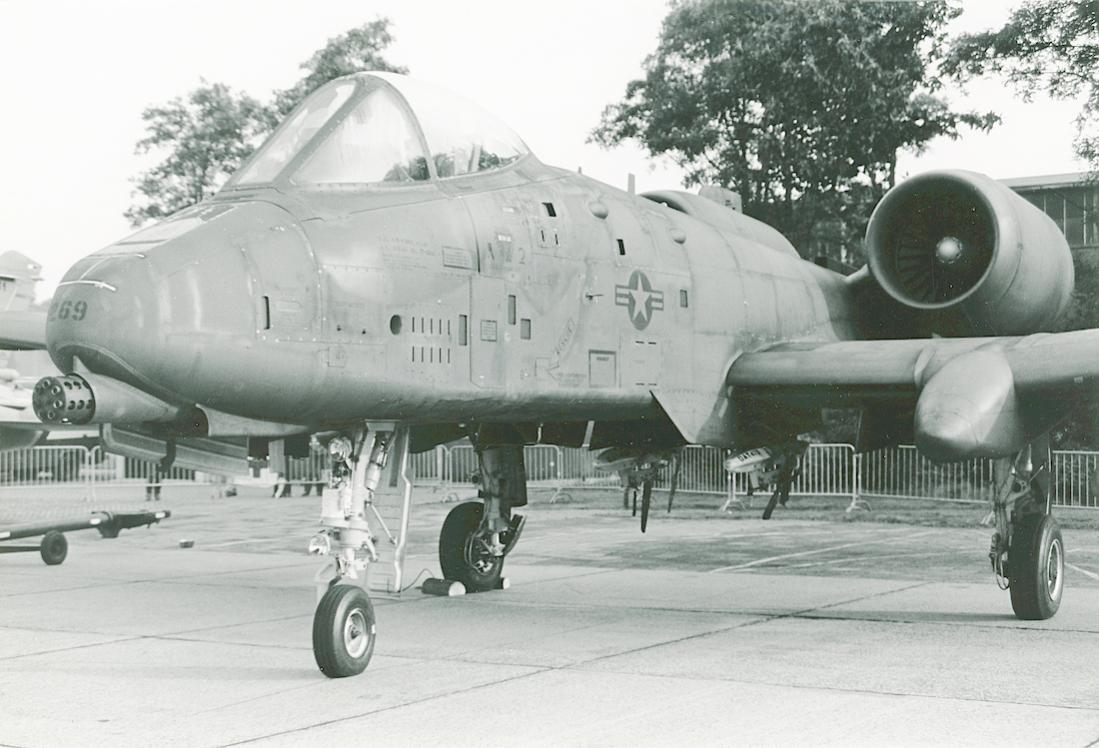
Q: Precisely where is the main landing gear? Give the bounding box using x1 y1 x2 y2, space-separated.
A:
988 436 1064 620
439 444 527 591
306 430 530 678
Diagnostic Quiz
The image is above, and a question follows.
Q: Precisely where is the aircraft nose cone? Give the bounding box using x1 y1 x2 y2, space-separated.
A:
47 254 160 382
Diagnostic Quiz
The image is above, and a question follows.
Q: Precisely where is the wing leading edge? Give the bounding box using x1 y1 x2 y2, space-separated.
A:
0 311 47 350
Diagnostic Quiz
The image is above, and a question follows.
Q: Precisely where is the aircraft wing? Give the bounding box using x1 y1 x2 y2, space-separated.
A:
0 310 47 350
727 329 1099 459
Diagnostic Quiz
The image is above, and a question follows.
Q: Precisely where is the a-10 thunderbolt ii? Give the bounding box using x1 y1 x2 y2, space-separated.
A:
5 71 1090 677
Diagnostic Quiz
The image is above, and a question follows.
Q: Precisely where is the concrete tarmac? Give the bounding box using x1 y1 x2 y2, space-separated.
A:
2 487 1099 746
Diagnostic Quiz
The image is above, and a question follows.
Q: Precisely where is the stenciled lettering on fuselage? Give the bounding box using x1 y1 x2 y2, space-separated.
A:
614 270 665 331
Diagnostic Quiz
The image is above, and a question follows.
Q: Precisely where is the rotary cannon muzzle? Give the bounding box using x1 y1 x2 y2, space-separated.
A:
32 373 184 426
33 375 95 424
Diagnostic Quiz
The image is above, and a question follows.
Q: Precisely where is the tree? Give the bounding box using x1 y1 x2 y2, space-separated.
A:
591 0 997 261
271 19 407 117
125 83 270 227
126 19 405 227
945 0 1099 172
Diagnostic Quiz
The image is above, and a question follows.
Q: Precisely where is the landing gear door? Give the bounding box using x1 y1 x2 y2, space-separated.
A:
470 276 506 388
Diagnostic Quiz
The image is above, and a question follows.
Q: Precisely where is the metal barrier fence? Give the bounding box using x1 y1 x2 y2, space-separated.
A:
859 445 995 504
3 442 1099 509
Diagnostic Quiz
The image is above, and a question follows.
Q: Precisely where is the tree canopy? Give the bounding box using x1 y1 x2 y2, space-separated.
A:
945 0 1099 170
124 82 269 227
591 0 997 261
126 19 405 227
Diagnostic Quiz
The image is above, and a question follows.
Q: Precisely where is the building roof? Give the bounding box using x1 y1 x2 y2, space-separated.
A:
1000 171 1096 190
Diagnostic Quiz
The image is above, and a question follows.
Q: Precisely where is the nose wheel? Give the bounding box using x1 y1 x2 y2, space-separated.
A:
313 584 376 678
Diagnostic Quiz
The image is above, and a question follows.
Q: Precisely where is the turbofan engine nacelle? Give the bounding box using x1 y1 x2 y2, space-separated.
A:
866 170 1073 336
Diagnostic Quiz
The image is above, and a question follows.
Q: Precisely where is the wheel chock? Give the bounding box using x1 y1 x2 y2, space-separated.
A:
422 578 466 596
495 576 510 591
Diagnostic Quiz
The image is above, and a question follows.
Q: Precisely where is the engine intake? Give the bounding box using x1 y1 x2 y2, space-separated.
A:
866 170 1073 336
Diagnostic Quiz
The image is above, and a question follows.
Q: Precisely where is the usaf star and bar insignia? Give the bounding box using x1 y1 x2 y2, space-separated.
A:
615 270 665 330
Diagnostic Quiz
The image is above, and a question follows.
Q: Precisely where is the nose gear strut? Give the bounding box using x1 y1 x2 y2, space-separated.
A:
308 423 413 678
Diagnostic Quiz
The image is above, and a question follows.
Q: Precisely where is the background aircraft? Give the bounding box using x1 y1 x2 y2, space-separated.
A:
3 72 1088 677
0 251 95 453
0 251 51 451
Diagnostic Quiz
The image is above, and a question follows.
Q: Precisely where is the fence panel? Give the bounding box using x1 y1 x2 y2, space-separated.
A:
1052 451 1099 508
859 445 994 504
0 445 87 486
660 446 728 494
794 443 855 497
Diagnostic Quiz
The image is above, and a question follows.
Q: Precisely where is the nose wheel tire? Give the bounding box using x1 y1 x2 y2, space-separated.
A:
313 584 376 678
439 502 503 592
40 531 68 566
1009 514 1063 620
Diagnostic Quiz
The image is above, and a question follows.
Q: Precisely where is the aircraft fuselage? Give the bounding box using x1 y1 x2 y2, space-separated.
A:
46 158 854 443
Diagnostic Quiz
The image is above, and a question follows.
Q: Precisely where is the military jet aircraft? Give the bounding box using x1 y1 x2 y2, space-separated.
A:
0 251 97 453
0 251 54 451
6 71 1089 678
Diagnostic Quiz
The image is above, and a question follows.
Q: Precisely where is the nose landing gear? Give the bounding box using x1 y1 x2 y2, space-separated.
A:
308 424 412 678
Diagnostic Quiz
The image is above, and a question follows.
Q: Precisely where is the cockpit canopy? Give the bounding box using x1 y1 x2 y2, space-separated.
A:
228 72 530 189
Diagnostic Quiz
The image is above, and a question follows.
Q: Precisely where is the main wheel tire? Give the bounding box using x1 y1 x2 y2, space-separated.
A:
439 501 503 592
1009 514 1064 620
40 531 68 565
312 584 376 678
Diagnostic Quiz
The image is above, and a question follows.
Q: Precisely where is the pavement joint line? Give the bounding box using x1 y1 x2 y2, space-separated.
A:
574 660 1099 715
1067 562 1099 581
464 594 1099 634
196 680 334 715
783 549 962 569
708 529 942 573
553 581 933 671
201 537 307 548
1084 734 1099 748
148 634 312 653
0 635 144 662
457 596 790 617
220 666 553 746
789 612 1099 634
0 561 316 600
0 581 134 599
150 612 313 638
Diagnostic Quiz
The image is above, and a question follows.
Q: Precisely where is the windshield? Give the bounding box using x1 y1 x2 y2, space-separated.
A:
293 87 429 186
233 80 355 185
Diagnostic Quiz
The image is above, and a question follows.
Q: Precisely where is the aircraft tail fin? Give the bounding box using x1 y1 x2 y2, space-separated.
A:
0 252 45 364
0 251 42 313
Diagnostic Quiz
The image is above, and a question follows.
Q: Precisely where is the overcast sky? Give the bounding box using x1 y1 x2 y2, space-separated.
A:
0 0 1088 299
